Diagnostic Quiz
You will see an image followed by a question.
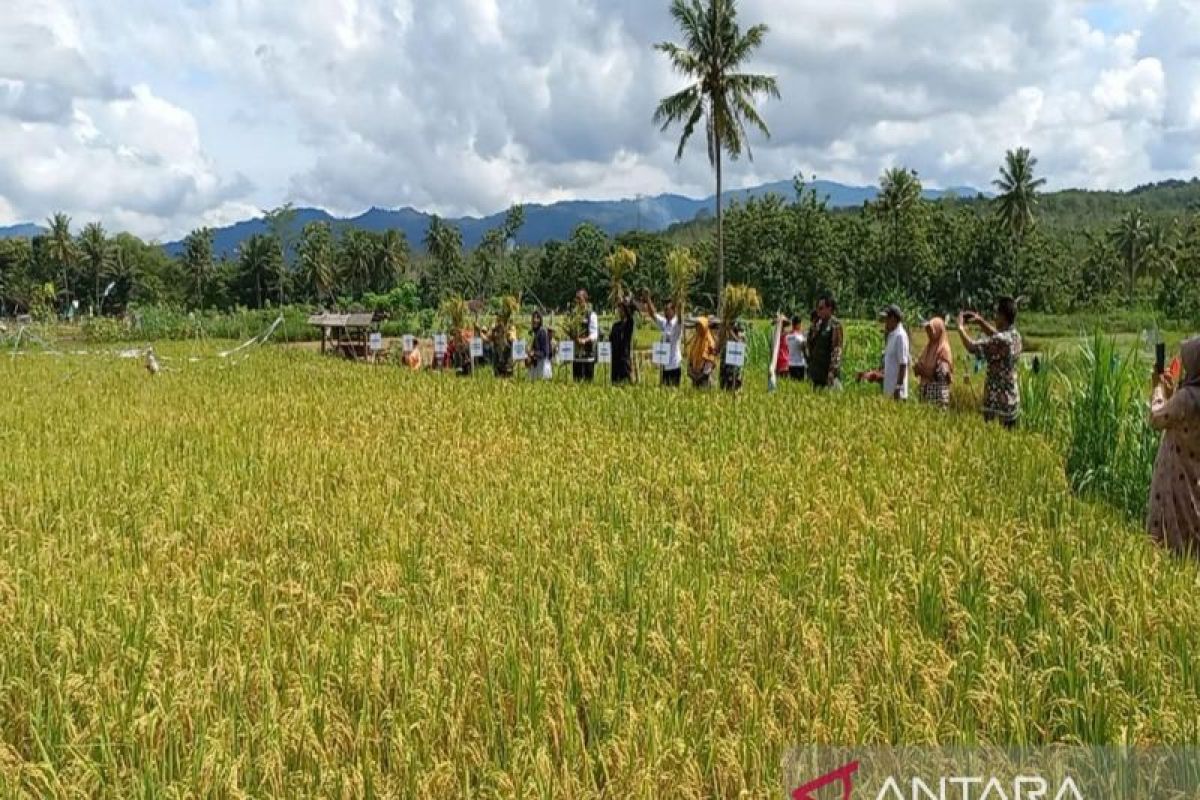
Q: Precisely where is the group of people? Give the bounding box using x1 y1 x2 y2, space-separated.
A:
851 295 1024 428
398 290 1200 555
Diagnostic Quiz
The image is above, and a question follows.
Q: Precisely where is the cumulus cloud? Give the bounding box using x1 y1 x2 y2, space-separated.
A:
1 0 1199 238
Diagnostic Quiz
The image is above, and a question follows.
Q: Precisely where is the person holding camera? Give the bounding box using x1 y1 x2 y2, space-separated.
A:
957 297 1022 428
1147 338 1200 555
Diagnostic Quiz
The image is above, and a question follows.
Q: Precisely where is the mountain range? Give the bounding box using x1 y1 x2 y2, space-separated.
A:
0 179 987 258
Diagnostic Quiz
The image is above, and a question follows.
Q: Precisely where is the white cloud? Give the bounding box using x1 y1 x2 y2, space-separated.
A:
1 0 1199 239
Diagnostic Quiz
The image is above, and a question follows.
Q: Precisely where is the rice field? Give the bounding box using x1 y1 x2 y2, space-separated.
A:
1 342 1199 798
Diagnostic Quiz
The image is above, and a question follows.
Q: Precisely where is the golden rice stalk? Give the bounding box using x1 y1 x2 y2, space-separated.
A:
666 247 699 315
720 284 762 332
605 246 638 308
440 295 469 335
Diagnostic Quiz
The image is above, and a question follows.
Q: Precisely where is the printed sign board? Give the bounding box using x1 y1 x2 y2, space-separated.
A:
470 337 484 358
557 340 575 363
725 341 747 368
652 342 669 366
433 334 448 355
512 340 527 362
402 335 416 352
597 342 612 364
368 333 383 352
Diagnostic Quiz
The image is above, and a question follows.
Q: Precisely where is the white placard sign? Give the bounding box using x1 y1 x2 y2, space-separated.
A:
597 342 612 364
557 340 575 364
368 332 383 352
652 342 669 366
512 340 527 361
724 341 747 368
402 335 416 352
433 334 448 355
470 337 484 358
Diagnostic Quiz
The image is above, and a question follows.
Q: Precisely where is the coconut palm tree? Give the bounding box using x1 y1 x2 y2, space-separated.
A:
238 234 281 309
654 0 779 313
992 148 1047 246
376 229 409 293
78 222 114 315
298 222 336 304
1109 208 1151 302
45 212 76 306
877 168 922 219
182 227 215 309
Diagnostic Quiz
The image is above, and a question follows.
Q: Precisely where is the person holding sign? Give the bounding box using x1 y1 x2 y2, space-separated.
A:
571 290 599 383
643 293 683 388
609 298 637 386
687 316 718 390
527 311 553 381
719 321 746 392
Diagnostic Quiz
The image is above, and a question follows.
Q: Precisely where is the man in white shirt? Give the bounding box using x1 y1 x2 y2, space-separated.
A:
879 304 911 401
785 315 808 381
642 293 683 387
572 289 599 383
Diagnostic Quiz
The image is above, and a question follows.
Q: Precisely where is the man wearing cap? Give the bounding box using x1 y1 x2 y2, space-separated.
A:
880 304 911 401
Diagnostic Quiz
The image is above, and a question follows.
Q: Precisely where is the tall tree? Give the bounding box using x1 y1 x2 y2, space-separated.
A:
1109 208 1151 302
654 0 779 313
298 222 336 304
181 227 215 309
338 229 377 298
78 222 114 314
238 234 282 309
992 147 1047 245
262 203 299 305
375 229 409 293
45 212 76 308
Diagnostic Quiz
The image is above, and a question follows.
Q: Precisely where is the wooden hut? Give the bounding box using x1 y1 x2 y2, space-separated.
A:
308 312 381 361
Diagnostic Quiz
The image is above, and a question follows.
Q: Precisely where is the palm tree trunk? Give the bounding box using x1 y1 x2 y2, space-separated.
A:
715 131 724 319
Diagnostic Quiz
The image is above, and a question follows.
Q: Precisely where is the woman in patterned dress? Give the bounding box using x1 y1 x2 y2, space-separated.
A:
1147 338 1200 555
915 317 953 410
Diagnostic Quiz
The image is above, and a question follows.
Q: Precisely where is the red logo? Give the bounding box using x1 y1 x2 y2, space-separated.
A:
792 761 860 800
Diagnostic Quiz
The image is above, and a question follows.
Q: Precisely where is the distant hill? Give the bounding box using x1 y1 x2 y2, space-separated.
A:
0 223 46 239
153 179 985 259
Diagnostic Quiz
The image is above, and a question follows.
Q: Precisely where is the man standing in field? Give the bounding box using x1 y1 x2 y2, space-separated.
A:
572 290 599 383
807 294 844 389
957 297 1023 428
785 315 808 381
879 305 911 401
643 293 683 388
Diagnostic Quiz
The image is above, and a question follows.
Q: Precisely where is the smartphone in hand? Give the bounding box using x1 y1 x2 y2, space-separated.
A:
1155 342 1166 375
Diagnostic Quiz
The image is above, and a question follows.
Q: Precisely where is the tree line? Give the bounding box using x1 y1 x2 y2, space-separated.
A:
2 156 1198 325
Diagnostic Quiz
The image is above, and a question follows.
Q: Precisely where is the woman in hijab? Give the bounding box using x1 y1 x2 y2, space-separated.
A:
610 298 637 386
527 311 553 382
1147 337 1200 555
914 317 954 410
687 316 718 390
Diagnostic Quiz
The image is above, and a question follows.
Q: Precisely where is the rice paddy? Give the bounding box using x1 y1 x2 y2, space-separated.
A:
1 342 1198 798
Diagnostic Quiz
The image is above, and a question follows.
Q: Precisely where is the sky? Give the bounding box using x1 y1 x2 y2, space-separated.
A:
1 0 1198 241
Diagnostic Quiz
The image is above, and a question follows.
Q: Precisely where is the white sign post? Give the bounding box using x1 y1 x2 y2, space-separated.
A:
652 342 669 367
368 332 383 352
470 337 484 359
512 340 527 362
597 342 612 365
433 334 448 356
402 335 416 353
557 340 575 364
725 341 747 368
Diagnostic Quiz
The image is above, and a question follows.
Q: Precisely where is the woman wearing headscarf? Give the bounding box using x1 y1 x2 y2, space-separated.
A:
914 317 954 410
609 298 637 386
687 316 718 390
1147 338 1200 555
527 311 554 382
